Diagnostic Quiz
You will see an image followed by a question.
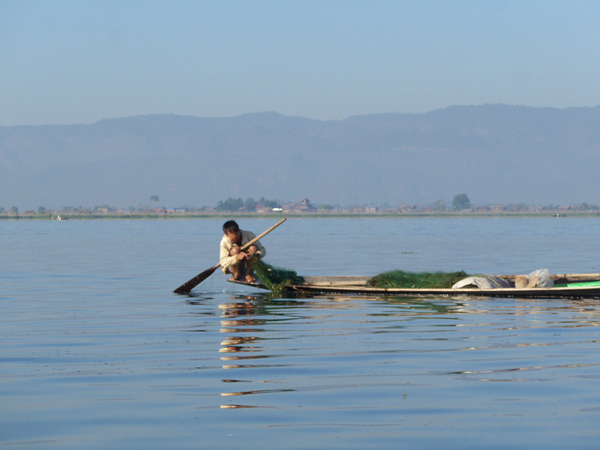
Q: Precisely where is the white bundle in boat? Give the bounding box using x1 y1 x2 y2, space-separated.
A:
452 276 512 289
452 269 554 289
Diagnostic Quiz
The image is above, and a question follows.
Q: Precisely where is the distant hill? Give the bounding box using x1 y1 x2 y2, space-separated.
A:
1 104 599 209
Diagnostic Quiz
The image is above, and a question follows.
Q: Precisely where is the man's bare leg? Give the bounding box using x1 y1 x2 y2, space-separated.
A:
244 245 259 283
228 247 242 281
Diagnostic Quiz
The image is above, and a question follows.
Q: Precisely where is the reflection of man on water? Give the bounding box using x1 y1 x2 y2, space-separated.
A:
219 220 266 283
218 296 296 409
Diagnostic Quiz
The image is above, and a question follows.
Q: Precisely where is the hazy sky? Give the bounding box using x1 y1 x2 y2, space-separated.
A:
1 0 599 126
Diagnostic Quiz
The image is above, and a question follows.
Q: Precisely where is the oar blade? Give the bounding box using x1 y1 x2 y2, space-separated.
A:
174 264 219 294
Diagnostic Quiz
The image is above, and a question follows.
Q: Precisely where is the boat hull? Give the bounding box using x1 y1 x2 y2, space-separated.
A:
229 274 600 299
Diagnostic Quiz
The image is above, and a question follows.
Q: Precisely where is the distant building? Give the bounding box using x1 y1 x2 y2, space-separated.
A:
296 198 314 211
397 204 416 213
285 198 316 213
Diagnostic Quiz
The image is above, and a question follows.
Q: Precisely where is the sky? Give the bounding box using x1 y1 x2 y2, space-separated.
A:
1 0 599 126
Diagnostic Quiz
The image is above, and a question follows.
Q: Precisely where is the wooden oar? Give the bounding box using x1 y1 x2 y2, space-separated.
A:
173 218 287 294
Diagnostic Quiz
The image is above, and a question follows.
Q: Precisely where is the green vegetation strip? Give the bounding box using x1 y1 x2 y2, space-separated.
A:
250 263 470 291
367 270 469 288
250 259 304 293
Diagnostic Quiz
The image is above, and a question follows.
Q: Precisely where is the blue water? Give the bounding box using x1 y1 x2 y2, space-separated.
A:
2 218 600 448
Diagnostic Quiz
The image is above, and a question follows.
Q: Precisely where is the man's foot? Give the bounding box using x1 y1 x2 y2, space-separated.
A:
245 274 256 283
228 275 241 281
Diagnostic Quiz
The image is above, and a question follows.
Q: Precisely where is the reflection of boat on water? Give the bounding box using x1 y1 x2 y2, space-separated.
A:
229 273 600 299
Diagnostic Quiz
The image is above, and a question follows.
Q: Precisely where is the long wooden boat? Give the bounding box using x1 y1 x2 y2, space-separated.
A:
229 273 600 299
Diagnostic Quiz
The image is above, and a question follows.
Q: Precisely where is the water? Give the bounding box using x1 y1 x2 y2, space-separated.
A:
2 217 600 448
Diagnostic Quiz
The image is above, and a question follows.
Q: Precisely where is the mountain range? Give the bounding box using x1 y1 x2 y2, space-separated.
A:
1 104 599 209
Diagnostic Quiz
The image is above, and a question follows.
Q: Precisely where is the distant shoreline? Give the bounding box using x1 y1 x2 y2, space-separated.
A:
1 211 599 220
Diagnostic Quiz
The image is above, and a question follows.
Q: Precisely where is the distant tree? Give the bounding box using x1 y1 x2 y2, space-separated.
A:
0 207 5 213
435 199 446 211
318 204 333 210
10 206 18 214
216 197 244 211
259 197 281 208
244 197 257 212
581 203 599 211
38 206 47 214
452 194 471 211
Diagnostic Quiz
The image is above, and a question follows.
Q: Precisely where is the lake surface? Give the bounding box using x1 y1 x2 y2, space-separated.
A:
2 217 600 448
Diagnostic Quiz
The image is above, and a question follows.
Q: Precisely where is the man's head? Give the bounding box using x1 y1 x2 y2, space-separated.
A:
223 220 241 242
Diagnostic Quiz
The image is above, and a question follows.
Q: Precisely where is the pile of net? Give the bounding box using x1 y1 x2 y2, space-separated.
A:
250 259 304 292
366 270 470 289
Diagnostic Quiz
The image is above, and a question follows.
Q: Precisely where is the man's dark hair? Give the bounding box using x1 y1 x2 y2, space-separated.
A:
223 220 240 233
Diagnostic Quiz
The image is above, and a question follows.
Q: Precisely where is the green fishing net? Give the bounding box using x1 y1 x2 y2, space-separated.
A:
366 270 469 288
250 259 304 292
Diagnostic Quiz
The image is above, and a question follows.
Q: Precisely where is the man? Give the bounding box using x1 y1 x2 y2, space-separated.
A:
219 220 266 282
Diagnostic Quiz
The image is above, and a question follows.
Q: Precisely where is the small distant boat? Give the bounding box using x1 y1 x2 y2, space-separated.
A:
229 273 600 299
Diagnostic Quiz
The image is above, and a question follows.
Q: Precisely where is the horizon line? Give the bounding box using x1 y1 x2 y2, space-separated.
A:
3 103 600 128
